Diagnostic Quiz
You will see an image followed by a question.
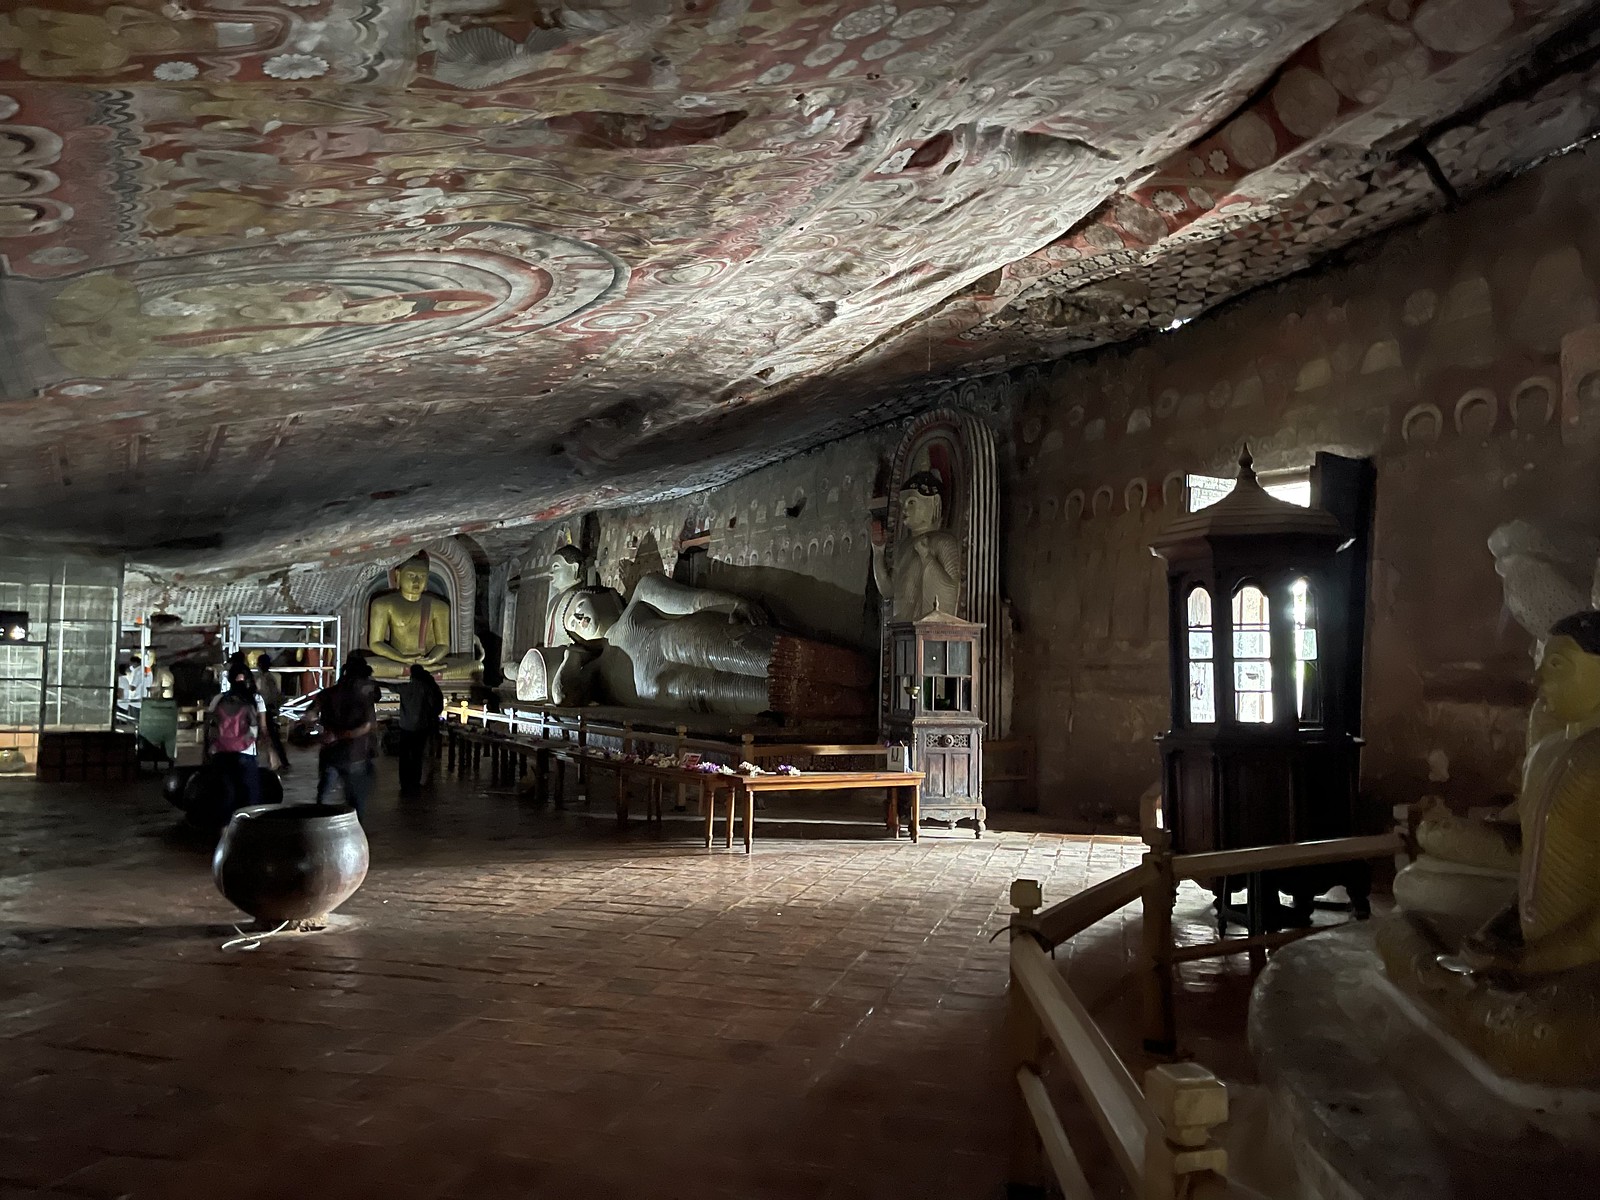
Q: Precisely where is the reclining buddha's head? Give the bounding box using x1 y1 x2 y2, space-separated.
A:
560 587 624 643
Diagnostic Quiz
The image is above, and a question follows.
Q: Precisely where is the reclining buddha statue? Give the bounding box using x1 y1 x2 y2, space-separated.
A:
365 551 483 682
523 573 870 720
1379 609 1600 1084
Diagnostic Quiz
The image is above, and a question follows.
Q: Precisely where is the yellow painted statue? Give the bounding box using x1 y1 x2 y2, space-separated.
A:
1379 609 1600 1085
365 551 481 681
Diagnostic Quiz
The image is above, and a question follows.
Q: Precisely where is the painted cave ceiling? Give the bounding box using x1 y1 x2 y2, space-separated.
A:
3 0 1600 578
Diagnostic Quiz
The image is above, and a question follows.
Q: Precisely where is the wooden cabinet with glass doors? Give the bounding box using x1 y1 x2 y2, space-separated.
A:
1151 450 1372 932
884 613 986 836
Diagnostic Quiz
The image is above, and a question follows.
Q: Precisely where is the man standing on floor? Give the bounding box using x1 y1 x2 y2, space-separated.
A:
305 658 376 819
394 663 444 798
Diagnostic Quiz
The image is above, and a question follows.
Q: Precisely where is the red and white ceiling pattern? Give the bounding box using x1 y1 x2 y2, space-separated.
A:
0 0 1595 576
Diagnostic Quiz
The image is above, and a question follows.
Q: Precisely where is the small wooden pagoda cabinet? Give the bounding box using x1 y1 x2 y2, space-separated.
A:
1151 450 1371 929
884 612 986 836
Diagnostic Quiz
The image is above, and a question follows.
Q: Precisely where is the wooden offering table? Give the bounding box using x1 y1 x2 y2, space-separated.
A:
720 771 924 854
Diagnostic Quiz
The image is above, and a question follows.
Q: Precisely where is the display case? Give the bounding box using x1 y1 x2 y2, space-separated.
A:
0 548 121 771
1151 449 1371 932
884 612 986 835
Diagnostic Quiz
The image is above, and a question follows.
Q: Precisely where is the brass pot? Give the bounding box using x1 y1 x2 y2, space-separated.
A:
213 804 369 923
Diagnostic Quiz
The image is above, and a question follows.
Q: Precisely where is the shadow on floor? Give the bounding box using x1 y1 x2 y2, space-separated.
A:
2 922 239 953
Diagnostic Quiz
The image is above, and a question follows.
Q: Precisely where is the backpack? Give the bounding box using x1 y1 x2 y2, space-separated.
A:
214 694 257 754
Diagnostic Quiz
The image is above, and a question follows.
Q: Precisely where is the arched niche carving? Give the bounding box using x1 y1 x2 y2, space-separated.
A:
340 538 477 665
879 407 1008 734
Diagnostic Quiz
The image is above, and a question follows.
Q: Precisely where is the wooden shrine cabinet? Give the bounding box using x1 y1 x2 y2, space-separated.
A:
885 613 986 835
1150 450 1374 931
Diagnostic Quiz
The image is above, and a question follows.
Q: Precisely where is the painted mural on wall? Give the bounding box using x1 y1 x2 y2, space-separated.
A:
0 221 623 389
5 1 1599 573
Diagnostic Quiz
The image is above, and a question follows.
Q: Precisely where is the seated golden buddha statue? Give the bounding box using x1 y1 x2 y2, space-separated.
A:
1379 610 1600 1085
365 551 482 682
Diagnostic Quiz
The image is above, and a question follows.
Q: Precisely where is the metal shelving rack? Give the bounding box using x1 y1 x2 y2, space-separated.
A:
224 614 341 694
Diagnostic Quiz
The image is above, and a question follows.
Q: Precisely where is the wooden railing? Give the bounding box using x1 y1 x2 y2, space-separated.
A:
1006 829 1405 1199
444 701 887 768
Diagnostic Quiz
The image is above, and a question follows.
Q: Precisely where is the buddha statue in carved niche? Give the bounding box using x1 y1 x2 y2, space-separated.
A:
1380 610 1600 1084
366 551 482 680
871 471 962 620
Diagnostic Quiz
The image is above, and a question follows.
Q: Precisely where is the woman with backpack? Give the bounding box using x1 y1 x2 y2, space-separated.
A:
206 666 270 816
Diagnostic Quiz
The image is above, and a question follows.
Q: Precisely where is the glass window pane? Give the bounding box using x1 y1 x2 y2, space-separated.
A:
43 686 111 730
949 640 970 676
49 622 115 689
1237 691 1273 723
1230 585 1273 721
0 644 45 676
0 678 42 726
925 641 946 675
1188 662 1215 723
1232 629 1269 659
1291 577 1321 723
1186 586 1212 629
1235 661 1273 723
1186 476 1233 512
54 584 119 622
1188 631 1213 660
1233 584 1269 627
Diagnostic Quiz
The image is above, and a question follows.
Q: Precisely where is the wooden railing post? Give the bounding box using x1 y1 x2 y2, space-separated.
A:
1141 828 1178 1055
1140 1063 1228 1200
1006 878 1049 1199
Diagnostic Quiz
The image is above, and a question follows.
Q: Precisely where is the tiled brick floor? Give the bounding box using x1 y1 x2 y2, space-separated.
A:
3 750 1205 1200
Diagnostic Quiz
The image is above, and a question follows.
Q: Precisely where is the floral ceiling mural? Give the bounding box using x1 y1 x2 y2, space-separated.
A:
0 0 1597 575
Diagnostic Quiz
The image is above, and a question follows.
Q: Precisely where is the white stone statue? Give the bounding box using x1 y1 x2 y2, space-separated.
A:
871 471 962 620
1489 519 1600 645
542 544 587 648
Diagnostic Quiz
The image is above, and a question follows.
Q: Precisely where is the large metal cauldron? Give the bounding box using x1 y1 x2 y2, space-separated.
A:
213 804 369 923
165 764 283 823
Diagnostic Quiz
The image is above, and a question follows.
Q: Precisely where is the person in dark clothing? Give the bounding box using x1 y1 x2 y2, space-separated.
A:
468 669 501 714
304 659 376 819
342 652 383 762
395 663 444 797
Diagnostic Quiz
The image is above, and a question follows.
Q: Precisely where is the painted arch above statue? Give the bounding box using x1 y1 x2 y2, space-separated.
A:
873 406 1007 735
340 537 480 681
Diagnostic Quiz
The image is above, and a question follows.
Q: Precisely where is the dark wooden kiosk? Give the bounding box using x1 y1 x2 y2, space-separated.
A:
1150 448 1371 935
884 612 986 835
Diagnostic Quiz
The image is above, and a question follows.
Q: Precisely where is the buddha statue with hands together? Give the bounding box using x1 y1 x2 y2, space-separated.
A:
366 551 482 680
1411 612 1600 977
